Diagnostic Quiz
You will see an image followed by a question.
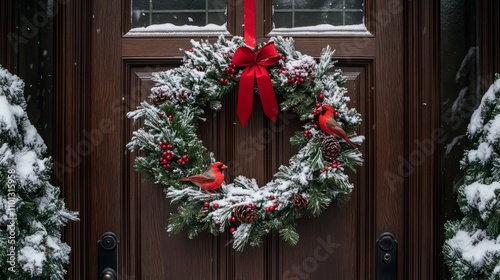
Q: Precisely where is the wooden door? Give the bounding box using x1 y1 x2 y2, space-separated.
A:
57 0 418 279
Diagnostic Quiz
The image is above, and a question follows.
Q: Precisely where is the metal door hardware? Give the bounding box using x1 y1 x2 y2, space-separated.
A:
98 232 119 280
376 232 397 280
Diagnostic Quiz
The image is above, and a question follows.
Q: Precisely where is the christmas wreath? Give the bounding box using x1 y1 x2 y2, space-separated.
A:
127 35 364 251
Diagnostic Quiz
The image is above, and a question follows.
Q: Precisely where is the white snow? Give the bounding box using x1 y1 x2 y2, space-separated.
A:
269 23 370 36
468 78 500 135
467 142 493 164
127 23 228 35
447 229 500 269
486 114 500 143
14 149 47 186
0 95 24 135
464 182 500 221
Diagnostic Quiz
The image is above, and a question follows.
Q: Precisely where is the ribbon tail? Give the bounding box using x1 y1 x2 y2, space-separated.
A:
255 66 278 123
237 69 255 127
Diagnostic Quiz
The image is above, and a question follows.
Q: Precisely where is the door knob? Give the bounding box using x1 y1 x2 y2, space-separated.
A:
101 268 117 280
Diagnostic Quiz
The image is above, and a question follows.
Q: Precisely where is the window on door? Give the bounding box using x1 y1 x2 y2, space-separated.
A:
128 0 367 34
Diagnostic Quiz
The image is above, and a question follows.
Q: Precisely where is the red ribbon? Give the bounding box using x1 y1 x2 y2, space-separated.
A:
232 42 281 127
244 0 256 48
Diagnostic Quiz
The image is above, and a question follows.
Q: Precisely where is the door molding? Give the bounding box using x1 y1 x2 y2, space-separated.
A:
404 1 439 279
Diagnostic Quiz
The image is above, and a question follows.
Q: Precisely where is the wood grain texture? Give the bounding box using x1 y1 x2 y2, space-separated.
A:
55 1 93 279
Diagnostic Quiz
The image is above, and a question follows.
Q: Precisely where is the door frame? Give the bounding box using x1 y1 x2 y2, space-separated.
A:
49 1 497 279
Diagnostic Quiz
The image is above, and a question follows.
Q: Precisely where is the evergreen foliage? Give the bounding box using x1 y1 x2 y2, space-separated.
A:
127 36 363 251
444 75 500 279
0 65 78 279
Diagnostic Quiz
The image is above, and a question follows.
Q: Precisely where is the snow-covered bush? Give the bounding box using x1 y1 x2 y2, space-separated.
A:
444 74 500 279
0 65 77 279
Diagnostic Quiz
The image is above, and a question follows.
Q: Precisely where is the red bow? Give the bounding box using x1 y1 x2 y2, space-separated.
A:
231 42 281 127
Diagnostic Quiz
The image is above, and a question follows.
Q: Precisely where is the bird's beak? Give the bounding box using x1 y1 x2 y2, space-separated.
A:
314 107 323 113
222 164 228 169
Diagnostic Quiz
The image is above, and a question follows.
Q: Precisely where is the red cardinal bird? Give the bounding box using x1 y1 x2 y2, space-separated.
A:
179 162 228 193
315 104 356 148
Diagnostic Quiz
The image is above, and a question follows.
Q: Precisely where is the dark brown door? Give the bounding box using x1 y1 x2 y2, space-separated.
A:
62 0 409 279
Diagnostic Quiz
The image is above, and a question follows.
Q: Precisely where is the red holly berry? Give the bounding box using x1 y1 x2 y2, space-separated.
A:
204 201 209 207
230 227 236 233
319 93 325 100
334 112 339 117
165 164 170 169
203 206 208 211
270 195 275 200
213 203 219 209
281 55 286 60
167 144 172 149
182 155 188 161
159 112 165 117
316 103 321 108
230 216 236 223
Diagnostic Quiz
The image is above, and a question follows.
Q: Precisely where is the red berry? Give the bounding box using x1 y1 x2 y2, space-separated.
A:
230 74 234 78
310 119 315 124
180 161 186 166
265 207 270 212
228 63 233 67
159 157 164 162
278 69 282 74
204 201 209 207
313 124 318 129
270 195 275 200
269 206 275 211
166 155 171 160
213 203 219 209
189 48 193 52
203 206 208 210
160 112 165 117
220 78 225 83
230 216 236 223
167 144 172 149
332 163 338 168
334 112 339 117
273 203 278 208
230 227 236 233
165 164 170 169
319 94 325 100
182 155 188 161
324 166 329 170
281 55 286 60
162 144 167 149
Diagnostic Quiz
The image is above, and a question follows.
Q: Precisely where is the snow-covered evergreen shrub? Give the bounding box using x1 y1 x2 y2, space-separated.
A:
0 65 78 279
444 74 500 279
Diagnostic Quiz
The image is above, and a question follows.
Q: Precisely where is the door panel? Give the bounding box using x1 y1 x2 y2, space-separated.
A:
122 59 374 279
86 0 404 279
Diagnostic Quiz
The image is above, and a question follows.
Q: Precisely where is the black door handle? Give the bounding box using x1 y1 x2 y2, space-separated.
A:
98 232 119 280
376 232 397 280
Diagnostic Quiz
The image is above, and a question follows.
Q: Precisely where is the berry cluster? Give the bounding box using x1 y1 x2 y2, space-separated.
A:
265 195 279 212
202 201 219 211
158 140 174 169
177 154 189 166
319 160 343 173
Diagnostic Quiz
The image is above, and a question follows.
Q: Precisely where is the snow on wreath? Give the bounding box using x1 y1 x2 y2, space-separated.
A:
127 36 364 251
0 65 78 279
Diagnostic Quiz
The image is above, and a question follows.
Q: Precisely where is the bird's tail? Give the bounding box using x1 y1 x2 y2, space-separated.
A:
333 127 356 148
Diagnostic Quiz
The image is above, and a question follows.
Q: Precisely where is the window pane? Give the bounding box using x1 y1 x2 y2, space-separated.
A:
272 0 364 29
130 0 227 31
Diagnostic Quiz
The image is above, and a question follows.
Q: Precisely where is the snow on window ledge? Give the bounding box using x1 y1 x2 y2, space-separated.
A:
126 23 230 37
268 24 372 37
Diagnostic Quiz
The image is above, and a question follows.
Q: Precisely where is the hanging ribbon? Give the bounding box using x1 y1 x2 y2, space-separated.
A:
244 0 256 48
232 42 281 127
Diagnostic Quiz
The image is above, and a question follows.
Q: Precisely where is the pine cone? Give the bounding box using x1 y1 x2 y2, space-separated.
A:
321 135 341 160
150 86 172 105
234 205 258 224
176 88 191 103
292 194 308 211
